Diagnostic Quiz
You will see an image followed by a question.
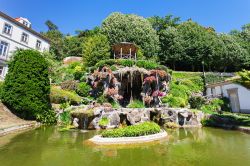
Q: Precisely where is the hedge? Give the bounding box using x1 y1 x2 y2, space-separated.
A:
101 122 161 138
1 50 53 122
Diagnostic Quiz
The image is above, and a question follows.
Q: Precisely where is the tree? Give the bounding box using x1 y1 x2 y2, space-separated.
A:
177 21 216 71
148 15 180 32
63 36 84 57
158 27 185 70
42 20 65 60
218 34 247 72
82 34 111 66
76 27 101 38
101 12 159 58
1 50 54 123
45 20 58 31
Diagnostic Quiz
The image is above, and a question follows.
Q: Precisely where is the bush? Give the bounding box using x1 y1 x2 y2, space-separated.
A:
59 111 71 126
50 86 81 105
202 113 250 127
200 98 229 114
164 122 179 128
99 117 109 127
76 82 91 97
1 50 54 123
61 80 78 91
189 96 206 109
163 72 204 108
127 100 145 108
94 59 164 70
162 95 186 108
36 109 57 124
101 122 161 138
0 81 4 99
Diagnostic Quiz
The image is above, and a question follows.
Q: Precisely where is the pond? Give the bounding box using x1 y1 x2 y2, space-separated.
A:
0 127 250 166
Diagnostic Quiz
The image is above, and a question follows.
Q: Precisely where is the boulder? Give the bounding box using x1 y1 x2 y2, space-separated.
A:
63 56 82 65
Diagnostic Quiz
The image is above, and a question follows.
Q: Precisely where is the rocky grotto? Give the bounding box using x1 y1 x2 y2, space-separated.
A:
66 65 205 130
87 66 171 107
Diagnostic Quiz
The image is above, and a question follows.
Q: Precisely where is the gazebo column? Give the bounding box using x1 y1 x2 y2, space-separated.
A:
129 48 132 59
120 47 123 59
113 52 115 59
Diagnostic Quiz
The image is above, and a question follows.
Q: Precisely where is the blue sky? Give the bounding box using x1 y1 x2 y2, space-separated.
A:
1 0 250 34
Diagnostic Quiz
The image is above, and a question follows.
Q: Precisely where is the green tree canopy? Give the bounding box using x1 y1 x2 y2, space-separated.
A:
158 27 185 69
177 21 217 71
63 36 84 57
101 12 159 58
218 34 248 72
148 15 181 32
1 50 54 122
82 34 111 66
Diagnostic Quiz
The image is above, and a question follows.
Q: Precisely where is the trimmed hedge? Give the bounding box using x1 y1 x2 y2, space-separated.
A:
1 50 53 122
94 59 168 71
101 122 161 138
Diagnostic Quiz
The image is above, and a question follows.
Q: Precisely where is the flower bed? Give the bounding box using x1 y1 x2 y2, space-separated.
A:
101 122 161 138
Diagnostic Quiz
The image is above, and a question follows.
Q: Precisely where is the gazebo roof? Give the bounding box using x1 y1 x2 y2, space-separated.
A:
112 42 138 51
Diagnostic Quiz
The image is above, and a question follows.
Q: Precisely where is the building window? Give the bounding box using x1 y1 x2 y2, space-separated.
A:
3 23 12 35
0 41 9 57
0 66 3 76
21 33 29 43
36 40 41 50
23 20 28 27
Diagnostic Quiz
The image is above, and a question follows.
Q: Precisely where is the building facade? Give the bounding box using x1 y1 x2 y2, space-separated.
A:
206 81 250 114
0 11 50 79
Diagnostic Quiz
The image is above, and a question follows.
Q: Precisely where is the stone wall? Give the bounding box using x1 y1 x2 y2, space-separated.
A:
70 106 205 130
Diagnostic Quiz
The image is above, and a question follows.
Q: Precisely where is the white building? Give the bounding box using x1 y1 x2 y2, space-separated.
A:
206 81 250 114
0 11 50 79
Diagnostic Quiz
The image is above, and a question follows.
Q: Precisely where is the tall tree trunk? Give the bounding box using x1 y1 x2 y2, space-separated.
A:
223 66 227 73
172 62 176 71
192 65 195 72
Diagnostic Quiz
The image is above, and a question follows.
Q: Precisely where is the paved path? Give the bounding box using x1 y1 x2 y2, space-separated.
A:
0 103 39 136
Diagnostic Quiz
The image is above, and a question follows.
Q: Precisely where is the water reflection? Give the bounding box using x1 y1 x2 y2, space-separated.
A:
0 127 250 166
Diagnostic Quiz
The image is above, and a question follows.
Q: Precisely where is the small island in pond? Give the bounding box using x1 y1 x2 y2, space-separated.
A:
89 122 168 145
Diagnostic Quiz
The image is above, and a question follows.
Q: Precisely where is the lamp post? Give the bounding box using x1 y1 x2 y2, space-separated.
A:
202 60 206 96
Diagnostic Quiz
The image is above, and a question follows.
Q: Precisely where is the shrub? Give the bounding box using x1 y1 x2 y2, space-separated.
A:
59 111 71 126
127 100 145 108
162 95 186 108
50 86 81 105
99 117 109 127
135 60 158 69
36 109 57 124
94 59 165 70
61 80 78 91
101 122 161 138
1 50 54 123
0 81 4 99
202 113 250 127
189 96 206 109
200 98 228 114
164 122 179 128
76 82 91 97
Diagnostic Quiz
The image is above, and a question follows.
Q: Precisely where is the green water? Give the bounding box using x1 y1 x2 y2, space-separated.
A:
0 127 250 166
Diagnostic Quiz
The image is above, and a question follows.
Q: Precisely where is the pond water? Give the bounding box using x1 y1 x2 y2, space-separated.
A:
0 127 250 166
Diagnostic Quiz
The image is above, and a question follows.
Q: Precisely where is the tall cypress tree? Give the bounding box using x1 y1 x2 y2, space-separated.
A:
2 50 52 121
